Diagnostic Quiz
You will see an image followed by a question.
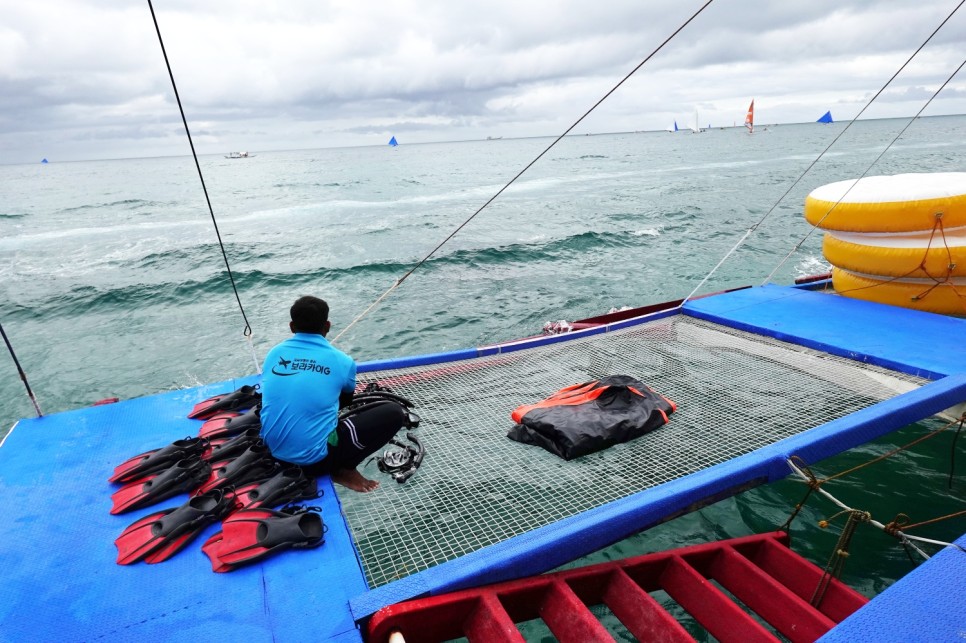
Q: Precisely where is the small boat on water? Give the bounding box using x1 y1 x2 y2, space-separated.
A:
745 99 755 133
225 151 254 159
817 110 834 124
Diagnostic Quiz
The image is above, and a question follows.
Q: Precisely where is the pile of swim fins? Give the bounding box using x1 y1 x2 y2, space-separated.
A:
111 392 324 570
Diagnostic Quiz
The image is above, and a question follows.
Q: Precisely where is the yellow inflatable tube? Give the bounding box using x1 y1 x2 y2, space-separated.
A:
832 267 966 316
805 173 966 232
823 227 966 279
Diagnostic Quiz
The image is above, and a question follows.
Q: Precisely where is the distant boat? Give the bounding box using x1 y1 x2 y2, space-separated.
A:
817 111 834 124
388 136 398 147
40 158 48 164
486 136 503 140
225 151 254 159
691 109 703 133
669 120 679 132
744 99 755 133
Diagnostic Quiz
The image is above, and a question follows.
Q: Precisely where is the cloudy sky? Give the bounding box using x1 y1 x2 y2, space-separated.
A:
2 0 964 164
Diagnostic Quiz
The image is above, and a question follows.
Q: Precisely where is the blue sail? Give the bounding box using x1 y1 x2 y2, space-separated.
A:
388 136 398 146
673 121 679 132
816 111 833 124
40 158 48 164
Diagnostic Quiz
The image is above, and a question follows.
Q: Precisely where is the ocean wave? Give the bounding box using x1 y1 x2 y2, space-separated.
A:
0 212 28 219
59 198 160 213
3 228 657 319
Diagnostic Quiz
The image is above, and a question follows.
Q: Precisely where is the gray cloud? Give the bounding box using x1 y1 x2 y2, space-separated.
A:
1 0 964 163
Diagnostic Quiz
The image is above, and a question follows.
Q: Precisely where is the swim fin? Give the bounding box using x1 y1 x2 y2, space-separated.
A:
110 457 211 515
188 384 261 420
114 489 233 565
202 427 261 462
202 505 325 573
232 467 319 511
193 442 278 496
198 405 261 440
109 436 208 484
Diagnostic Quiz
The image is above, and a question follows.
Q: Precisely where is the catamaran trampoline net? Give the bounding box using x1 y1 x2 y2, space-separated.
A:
338 315 926 588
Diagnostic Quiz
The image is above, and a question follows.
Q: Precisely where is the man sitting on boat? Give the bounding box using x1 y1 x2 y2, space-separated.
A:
259 295 407 492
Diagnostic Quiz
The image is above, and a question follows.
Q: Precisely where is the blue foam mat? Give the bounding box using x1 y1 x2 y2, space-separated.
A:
0 377 366 642
683 284 964 379
818 532 966 642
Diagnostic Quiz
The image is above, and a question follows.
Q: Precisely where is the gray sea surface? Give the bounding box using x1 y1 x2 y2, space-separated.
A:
2 117 965 635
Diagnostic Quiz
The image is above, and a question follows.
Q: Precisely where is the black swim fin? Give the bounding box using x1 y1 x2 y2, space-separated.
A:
109 436 208 484
232 467 319 511
114 489 233 565
202 427 261 462
109 458 211 515
202 505 325 573
193 442 278 496
198 405 261 440
188 384 261 420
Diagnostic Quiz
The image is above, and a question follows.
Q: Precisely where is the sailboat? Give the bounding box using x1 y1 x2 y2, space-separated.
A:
388 136 399 147
817 110 834 124
745 99 755 133
690 109 703 133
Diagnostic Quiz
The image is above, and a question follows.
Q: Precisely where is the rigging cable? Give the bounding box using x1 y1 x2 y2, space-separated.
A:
786 459 962 560
0 321 42 417
147 0 260 373
764 54 966 284
680 0 965 304
333 0 716 342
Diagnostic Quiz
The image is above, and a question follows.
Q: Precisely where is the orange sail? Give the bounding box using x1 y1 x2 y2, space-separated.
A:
744 99 754 133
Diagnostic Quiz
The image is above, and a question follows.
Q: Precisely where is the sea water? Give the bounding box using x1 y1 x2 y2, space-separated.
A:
2 116 965 630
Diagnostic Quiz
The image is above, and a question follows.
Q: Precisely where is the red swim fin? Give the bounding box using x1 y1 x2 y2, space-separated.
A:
114 490 232 565
109 437 207 484
109 458 211 515
232 467 319 511
193 443 278 496
202 506 325 573
198 406 261 440
187 385 261 420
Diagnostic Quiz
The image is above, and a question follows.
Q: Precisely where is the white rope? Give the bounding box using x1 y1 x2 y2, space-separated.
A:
333 279 403 343
682 228 754 303
785 458 965 559
245 332 261 375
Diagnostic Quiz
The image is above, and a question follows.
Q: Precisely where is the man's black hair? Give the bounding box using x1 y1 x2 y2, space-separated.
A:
290 295 329 334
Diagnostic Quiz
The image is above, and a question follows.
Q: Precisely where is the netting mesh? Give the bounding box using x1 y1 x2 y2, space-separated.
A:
338 315 926 588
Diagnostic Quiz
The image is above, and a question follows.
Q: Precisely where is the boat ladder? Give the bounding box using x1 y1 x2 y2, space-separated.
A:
366 531 868 642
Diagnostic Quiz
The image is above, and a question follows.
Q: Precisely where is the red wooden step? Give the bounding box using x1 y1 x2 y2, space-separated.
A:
366 531 868 643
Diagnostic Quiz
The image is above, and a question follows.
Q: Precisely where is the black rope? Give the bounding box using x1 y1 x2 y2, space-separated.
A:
0 321 42 417
366 1 716 290
147 0 253 337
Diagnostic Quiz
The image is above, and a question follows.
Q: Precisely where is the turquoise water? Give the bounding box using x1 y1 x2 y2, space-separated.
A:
2 117 965 628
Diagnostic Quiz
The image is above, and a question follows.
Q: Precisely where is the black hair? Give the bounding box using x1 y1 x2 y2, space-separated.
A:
290 296 329 334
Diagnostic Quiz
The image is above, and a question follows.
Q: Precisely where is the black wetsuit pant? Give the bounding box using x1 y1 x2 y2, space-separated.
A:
289 401 407 478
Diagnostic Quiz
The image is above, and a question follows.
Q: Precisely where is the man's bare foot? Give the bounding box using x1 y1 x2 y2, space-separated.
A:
331 467 380 492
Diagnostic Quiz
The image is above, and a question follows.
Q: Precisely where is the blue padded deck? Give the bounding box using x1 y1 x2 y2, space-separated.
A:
819 531 966 642
0 375 367 642
683 283 963 380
